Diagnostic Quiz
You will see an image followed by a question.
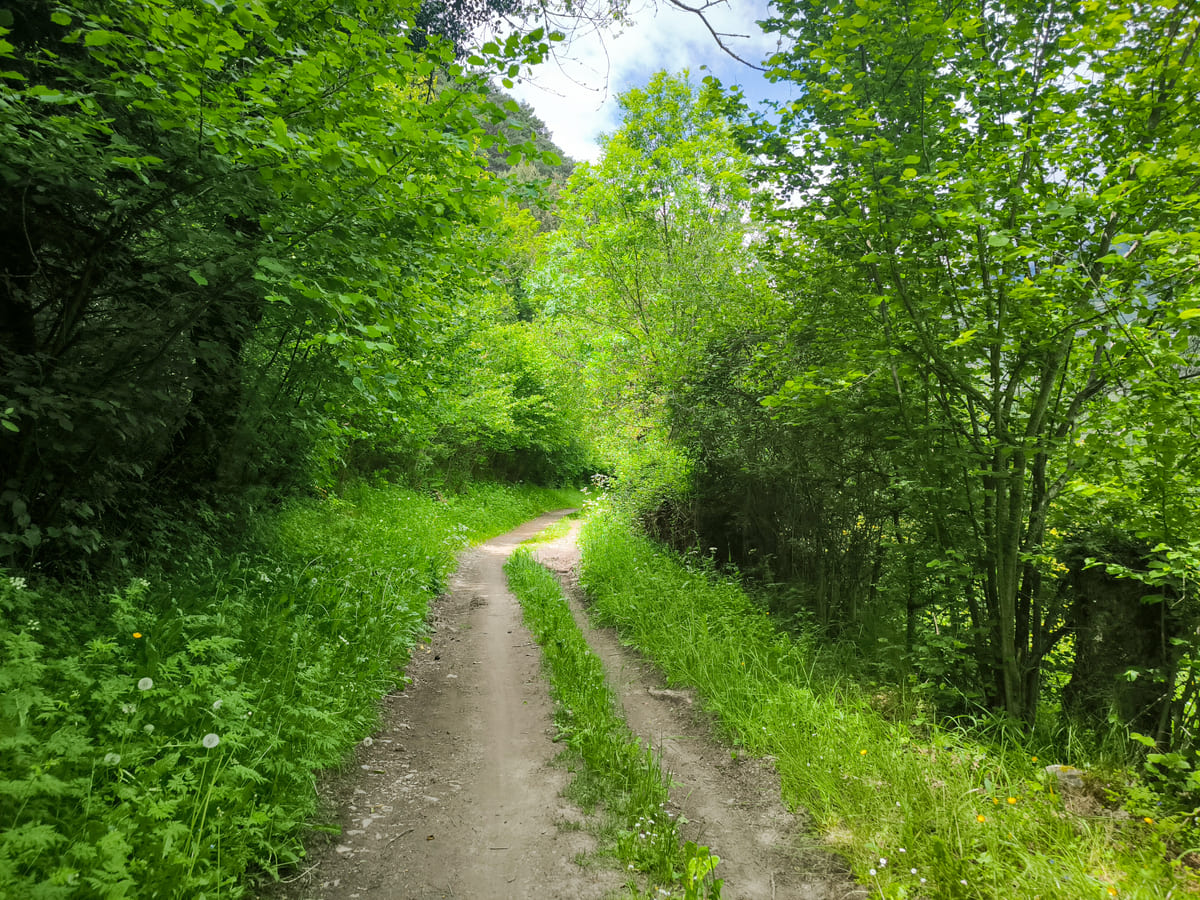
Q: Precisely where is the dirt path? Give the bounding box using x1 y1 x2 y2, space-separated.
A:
278 509 621 900
278 512 860 900
534 524 863 900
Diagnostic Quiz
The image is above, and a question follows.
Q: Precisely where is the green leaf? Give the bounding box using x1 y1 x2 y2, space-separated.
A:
84 30 118 47
1178 308 1200 320
50 11 71 26
1 420 18 433
987 233 1010 247
950 329 978 346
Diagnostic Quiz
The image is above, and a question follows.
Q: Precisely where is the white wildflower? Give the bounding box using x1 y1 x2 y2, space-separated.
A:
8 576 27 591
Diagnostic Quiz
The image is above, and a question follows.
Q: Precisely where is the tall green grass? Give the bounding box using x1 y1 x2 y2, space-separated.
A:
504 548 722 900
579 501 1182 899
0 482 581 898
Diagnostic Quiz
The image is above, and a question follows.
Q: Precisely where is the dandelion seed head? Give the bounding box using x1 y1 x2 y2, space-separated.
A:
212 699 223 711
143 724 154 734
137 677 154 691
202 733 220 749
869 869 876 876
103 752 121 765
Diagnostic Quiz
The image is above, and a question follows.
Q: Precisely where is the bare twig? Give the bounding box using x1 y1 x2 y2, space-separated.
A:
661 0 767 70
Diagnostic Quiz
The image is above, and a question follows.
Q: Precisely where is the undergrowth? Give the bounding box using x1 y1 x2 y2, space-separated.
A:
579 499 1189 900
504 548 722 900
0 481 581 898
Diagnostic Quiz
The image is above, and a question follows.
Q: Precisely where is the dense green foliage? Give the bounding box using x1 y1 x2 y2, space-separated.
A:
0 0 589 568
0 481 580 896
580 503 1182 899
4 0 1200 893
750 0 1200 730
529 3 1200 766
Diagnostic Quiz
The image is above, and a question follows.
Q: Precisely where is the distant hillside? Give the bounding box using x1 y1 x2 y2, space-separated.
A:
483 88 575 229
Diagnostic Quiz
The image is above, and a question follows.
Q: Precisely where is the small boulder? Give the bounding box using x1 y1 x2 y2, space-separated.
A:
1044 764 1085 793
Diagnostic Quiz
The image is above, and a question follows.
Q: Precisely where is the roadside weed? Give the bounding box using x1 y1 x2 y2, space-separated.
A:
579 501 1182 899
0 482 582 896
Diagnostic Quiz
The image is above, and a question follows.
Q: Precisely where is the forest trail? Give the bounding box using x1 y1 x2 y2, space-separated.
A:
280 513 856 899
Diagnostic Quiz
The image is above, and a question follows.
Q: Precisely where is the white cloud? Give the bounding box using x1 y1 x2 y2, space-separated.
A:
501 0 790 162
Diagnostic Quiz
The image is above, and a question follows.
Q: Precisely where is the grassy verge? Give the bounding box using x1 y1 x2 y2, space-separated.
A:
504 547 722 900
579 501 1183 900
0 481 581 898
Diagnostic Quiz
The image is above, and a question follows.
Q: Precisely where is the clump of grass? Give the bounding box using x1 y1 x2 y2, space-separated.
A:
520 511 579 546
504 549 722 899
0 481 583 897
578 499 1183 899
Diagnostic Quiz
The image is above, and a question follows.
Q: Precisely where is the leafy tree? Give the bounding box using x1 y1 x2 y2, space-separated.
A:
0 0 558 567
547 71 767 401
756 0 1200 723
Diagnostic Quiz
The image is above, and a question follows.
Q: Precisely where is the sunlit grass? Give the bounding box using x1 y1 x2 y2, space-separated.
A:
0 481 584 897
578 499 1184 899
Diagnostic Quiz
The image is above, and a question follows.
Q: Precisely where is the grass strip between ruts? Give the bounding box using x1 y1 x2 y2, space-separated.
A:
504 547 723 900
